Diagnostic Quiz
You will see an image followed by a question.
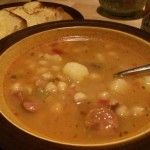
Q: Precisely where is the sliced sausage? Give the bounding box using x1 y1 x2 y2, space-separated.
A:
85 105 119 135
22 101 38 112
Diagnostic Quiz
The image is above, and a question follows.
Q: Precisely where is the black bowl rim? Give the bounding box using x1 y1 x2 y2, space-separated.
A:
0 20 150 148
0 20 149 55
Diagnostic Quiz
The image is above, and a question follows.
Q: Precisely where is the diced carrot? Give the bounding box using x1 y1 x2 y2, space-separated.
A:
52 48 64 55
97 99 110 108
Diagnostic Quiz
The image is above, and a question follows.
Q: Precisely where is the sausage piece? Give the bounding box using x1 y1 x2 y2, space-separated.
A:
22 101 38 112
85 105 119 135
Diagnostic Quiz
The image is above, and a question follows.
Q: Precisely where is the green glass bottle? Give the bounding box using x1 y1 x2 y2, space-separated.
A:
99 0 147 17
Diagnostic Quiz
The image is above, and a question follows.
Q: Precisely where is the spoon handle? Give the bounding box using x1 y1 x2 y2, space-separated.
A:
115 64 150 77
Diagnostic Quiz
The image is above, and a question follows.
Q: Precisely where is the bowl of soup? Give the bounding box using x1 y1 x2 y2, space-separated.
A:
0 20 150 149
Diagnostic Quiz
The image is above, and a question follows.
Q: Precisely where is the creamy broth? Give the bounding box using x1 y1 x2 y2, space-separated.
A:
3 34 150 144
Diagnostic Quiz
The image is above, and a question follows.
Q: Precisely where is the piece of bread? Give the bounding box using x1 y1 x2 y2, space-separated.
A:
0 9 27 39
23 1 43 15
9 1 72 27
23 1 72 19
0 1 72 39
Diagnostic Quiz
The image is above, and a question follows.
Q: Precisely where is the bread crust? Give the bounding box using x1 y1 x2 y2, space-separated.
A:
0 9 27 39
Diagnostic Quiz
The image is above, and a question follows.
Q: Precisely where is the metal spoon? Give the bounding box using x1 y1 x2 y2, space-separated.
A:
114 64 150 78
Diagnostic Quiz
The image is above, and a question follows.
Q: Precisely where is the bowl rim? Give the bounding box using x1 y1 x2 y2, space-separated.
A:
0 20 150 148
0 20 149 54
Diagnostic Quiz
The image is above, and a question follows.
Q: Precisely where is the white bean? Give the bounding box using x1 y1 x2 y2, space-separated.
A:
109 99 119 107
74 92 87 104
43 53 50 59
41 72 53 80
11 83 32 95
51 54 62 62
45 82 57 93
110 79 129 94
38 60 48 65
63 62 89 81
43 53 62 62
11 82 22 92
57 81 67 92
115 105 130 117
56 74 66 82
131 106 145 117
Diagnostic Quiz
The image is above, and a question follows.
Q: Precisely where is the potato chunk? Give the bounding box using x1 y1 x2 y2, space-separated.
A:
63 62 89 81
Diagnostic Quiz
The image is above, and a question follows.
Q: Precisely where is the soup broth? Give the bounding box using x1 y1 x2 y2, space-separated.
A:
3 31 150 144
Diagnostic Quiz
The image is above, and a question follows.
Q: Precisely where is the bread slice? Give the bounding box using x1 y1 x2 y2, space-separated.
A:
9 1 72 27
0 10 27 39
23 1 43 15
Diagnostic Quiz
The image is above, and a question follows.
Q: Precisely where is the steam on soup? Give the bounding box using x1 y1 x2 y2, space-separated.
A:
3 33 150 144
